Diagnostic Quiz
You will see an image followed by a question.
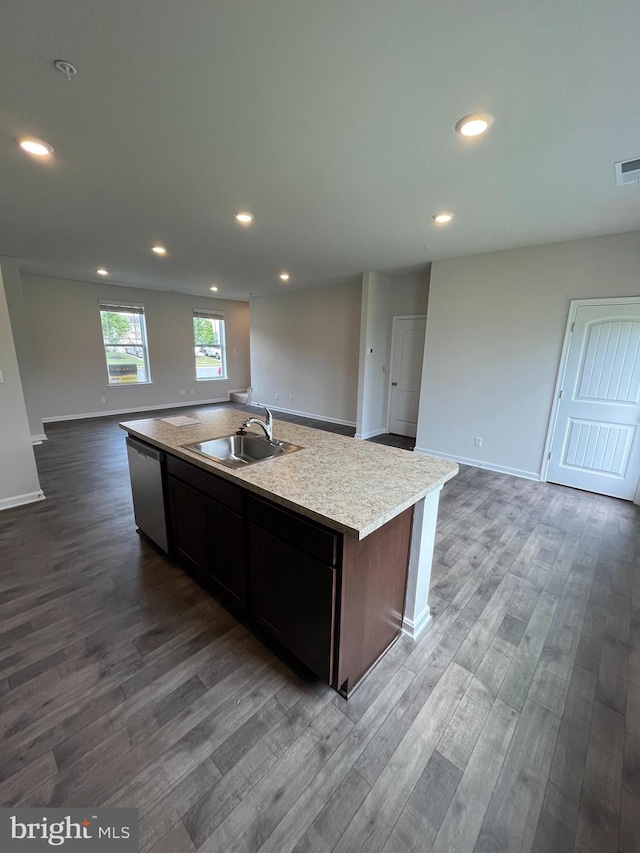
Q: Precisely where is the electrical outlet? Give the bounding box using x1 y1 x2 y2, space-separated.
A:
288 395 293 402
100 396 106 404
275 393 280 400
190 388 194 394
474 436 483 447
180 389 186 396
0 370 4 384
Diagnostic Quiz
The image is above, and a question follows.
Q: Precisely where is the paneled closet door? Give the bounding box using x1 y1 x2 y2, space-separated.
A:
548 301 640 500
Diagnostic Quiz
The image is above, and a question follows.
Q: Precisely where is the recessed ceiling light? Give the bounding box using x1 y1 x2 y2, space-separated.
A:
151 245 167 255
235 212 254 224
279 272 290 281
433 213 454 224
455 113 494 137
210 286 218 292
19 137 53 156
96 268 109 276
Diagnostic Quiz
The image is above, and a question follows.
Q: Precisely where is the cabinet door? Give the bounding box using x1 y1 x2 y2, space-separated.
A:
169 475 246 606
249 524 336 682
168 476 208 573
206 500 246 607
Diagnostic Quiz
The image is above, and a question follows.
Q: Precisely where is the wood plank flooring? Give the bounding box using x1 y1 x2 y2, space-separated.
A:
0 403 638 852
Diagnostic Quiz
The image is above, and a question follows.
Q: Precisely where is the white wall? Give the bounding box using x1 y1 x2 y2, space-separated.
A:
356 269 429 438
390 270 430 317
250 279 362 424
416 231 640 478
1 259 44 439
21 275 251 422
0 261 43 509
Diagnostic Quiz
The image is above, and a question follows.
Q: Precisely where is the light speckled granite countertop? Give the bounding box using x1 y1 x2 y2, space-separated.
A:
120 410 457 539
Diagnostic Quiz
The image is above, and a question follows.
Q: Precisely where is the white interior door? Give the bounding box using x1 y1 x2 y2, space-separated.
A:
388 316 426 438
547 300 640 500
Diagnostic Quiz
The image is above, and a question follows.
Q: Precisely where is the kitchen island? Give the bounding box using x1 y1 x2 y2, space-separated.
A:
120 409 457 696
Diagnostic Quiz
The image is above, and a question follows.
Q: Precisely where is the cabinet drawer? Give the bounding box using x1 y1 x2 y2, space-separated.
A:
247 496 338 566
167 455 242 514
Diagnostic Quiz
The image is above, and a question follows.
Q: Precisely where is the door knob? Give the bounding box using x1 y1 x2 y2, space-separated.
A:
391 381 398 386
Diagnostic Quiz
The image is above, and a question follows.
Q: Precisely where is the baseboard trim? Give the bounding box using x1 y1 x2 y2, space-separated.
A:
402 604 433 641
413 447 541 482
31 433 48 444
263 404 356 428
0 490 46 511
354 428 386 440
42 396 231 424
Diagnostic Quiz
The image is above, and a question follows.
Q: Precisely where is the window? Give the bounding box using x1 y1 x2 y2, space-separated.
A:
193 310 227 380
99 302 151 385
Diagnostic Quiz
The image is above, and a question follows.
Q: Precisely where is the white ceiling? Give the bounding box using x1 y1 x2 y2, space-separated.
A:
1 0 639 300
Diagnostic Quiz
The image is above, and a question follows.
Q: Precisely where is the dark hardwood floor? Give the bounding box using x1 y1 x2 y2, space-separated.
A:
0 403 638 852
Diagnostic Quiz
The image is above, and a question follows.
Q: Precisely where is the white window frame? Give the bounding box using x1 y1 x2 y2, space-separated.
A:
193 310 227 382
99 301 152 386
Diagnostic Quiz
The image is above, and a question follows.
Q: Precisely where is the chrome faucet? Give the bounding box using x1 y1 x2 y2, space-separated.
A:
242 404 279 444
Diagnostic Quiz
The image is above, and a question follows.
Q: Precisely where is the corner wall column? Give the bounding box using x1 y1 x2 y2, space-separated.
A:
402 485 442 640
1 258 44 440
0 259 44 510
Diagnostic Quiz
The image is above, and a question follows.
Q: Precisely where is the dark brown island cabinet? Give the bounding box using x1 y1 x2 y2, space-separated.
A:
164 454 412 698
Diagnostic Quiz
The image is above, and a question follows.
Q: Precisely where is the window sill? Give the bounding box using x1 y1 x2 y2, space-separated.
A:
107 381 153 388
195 377 228 383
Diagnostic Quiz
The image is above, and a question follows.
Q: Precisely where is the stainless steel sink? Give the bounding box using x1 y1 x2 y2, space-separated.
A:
183 433 302 468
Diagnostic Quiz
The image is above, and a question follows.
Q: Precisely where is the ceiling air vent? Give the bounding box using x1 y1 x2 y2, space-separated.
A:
615 158 640 186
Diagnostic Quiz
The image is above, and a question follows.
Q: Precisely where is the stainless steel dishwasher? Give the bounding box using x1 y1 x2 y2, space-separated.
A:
126 436 169 552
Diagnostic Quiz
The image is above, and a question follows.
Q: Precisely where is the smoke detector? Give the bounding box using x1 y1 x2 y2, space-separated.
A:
615 158 640 186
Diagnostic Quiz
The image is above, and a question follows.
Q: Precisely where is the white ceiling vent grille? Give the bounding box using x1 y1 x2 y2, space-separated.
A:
615 158 640 186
